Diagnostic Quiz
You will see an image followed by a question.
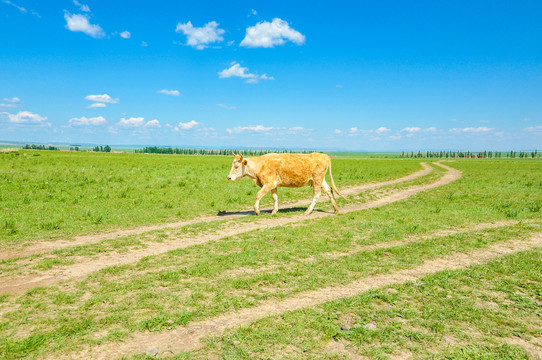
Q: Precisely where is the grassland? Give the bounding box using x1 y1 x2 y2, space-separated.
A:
0 151 421 246
0 153 540 359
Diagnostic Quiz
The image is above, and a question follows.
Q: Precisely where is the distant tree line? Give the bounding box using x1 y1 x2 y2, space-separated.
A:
92 145 111 152
22 144 59 151
134 147 313 156
400 150 540 159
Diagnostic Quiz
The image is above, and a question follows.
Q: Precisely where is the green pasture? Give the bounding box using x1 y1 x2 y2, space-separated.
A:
0 156 540 359
0 150 421 246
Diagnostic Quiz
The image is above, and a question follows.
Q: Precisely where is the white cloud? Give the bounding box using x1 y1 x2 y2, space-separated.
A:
177 120 199 130
6 111 47 124
3 0 26 13
226 125 310 135
218 62 273 84
426 126 437 132
334 129 342 135
250 9 257 16
523 125 542 133
175 21 225 49
69 116 106 126
260 74 274 80
119 31 131 39
118 117 145 127
85 94 119 104
157 89 181 96
0 97 21 108
72 0 90 12
64 12 105 38
375 126 390 134
240 18 305 48
87 102 106 109
145 119 160 128
227 125 273 134
343 126 391 137
217 104 237 110
401 127 422 133
141 41 148 47
449 127 494 133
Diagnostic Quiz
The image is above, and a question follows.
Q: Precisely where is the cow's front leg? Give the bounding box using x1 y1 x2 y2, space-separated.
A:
254 185 270 215
271 188 279 215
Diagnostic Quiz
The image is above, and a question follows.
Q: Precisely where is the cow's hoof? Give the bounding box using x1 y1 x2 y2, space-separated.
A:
254 209 260 215
271 209 278 215
304 211 312 216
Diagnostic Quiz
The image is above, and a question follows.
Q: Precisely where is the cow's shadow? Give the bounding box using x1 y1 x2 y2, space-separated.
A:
217 206 330 216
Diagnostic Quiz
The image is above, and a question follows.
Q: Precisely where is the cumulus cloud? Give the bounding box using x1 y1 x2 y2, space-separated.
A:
141 41 148 47
176 120 199 130
73 0 90 12
145 119 161 128
240 18 305 48
217 104 237 110
227 125 273 134
175 21 225 49
119 31 131 39
157 89 181 96
64 12 105 38
87 102 106 109
449 127 494 133
334 129 342 135
218 62 273 84
85 94 119 104
6 111 47 124
69 116 106 126
402 127 422 133
375 126 390 134
0 97 21 108
118 117 145 127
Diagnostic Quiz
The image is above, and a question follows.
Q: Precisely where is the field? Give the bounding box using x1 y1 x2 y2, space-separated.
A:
0 151 541 359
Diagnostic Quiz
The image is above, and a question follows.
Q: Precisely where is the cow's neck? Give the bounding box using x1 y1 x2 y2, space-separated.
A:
243 158 258 180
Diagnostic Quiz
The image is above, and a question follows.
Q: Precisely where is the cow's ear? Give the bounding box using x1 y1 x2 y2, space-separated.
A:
242 159 248 165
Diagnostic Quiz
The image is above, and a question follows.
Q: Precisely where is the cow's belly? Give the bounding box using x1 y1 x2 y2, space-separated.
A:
278 177 312 188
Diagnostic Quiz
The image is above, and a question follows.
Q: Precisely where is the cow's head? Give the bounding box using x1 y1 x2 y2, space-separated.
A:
227 151 248 181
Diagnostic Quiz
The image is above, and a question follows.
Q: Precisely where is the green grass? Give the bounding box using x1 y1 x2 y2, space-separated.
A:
0 157 540 359
181 248 541 360
0 151 422 246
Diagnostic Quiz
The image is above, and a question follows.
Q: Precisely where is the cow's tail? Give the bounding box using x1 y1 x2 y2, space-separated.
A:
328 162 346 199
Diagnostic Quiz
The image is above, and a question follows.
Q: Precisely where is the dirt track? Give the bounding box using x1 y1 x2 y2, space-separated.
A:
64 233 542 360
0 163 446 295
0 163 433 261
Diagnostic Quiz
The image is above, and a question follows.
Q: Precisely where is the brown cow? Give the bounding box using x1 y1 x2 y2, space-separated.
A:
227 151 345 215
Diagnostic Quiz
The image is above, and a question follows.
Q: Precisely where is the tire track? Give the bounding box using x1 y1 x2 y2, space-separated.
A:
1 163 433 261
64 233 542 360
0 163 456 295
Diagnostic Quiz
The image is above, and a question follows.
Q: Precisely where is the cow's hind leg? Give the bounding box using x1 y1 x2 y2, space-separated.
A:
305 183 322 215
254 185 270 215
322 179 339 213
271 188 279 215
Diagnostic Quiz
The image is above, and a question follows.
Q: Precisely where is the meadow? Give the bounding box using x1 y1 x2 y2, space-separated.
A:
0 151 540 359
0 151 421 247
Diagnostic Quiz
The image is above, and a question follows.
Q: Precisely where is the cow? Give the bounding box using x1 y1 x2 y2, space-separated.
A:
227 151 345 215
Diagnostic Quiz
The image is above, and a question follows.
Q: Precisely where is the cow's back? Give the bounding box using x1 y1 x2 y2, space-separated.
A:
257 153 330 188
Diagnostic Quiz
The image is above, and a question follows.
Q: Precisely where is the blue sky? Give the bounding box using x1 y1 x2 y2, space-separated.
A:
1 0 541 150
